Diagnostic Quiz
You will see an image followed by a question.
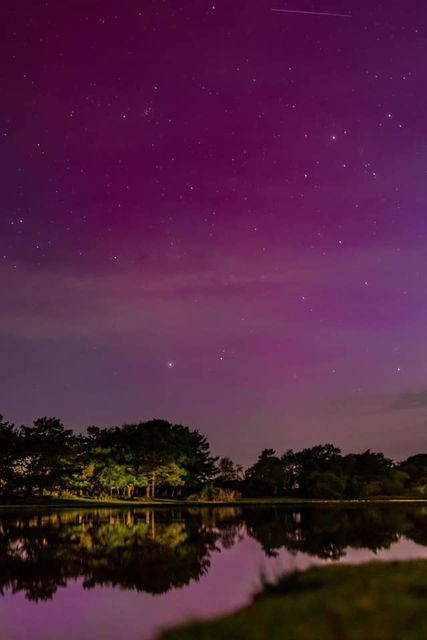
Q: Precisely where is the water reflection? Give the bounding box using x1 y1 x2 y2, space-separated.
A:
244 506 419 558
0 505 427 601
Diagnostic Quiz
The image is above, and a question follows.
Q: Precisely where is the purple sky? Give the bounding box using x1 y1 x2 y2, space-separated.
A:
2 0 427 463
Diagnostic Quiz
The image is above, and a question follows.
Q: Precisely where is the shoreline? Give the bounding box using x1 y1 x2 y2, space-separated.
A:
1 496 427 509
159 559 427 640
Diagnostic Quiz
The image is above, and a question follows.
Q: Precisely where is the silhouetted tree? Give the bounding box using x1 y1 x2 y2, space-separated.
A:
20 417 77 496
0 416 21 495
289 445 343 496
245 449 285 496
216 457 243 491
399 454 427 495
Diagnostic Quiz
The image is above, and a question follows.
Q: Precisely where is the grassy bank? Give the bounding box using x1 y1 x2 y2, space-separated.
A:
160 560 427 640
0 496 182 509
1 495 427 509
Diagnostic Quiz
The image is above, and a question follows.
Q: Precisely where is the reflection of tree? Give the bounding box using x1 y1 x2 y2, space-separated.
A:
403 506 427 547
1 506 427 602
0 510 221 601
209 507 246 549
243 506 425 560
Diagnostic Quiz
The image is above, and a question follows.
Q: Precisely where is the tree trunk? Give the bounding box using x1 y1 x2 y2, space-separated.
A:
151 471 156 499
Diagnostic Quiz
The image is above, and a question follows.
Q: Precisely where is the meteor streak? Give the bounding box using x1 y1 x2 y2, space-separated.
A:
272 8 352 18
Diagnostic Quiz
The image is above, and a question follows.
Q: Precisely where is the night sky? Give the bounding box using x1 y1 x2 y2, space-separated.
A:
2 1 427 463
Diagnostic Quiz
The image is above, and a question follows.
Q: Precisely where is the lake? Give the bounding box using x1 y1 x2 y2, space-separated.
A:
1 505 427 640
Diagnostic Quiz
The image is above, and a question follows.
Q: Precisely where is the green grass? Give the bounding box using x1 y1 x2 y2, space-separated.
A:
160 560 427 640
1 495 427 510
0 496 184 509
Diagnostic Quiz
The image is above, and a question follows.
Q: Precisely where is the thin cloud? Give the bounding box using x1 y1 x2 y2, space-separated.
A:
391 391 427 411
333 389 427 415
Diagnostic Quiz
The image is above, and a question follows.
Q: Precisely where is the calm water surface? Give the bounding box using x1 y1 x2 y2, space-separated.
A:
1 505 427 640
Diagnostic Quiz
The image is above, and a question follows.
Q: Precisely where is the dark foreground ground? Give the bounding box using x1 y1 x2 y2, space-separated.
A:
160 560 427 640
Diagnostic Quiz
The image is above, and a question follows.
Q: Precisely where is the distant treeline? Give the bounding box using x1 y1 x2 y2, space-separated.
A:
0 415 426 500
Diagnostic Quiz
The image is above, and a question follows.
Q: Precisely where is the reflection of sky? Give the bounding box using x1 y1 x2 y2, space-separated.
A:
1 533 427 640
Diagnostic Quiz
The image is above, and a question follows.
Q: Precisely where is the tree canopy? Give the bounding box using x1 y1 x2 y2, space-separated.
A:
0 413 425 501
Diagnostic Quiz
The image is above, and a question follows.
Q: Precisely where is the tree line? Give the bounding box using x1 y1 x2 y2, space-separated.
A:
0 414 426 500
243 445 427 499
